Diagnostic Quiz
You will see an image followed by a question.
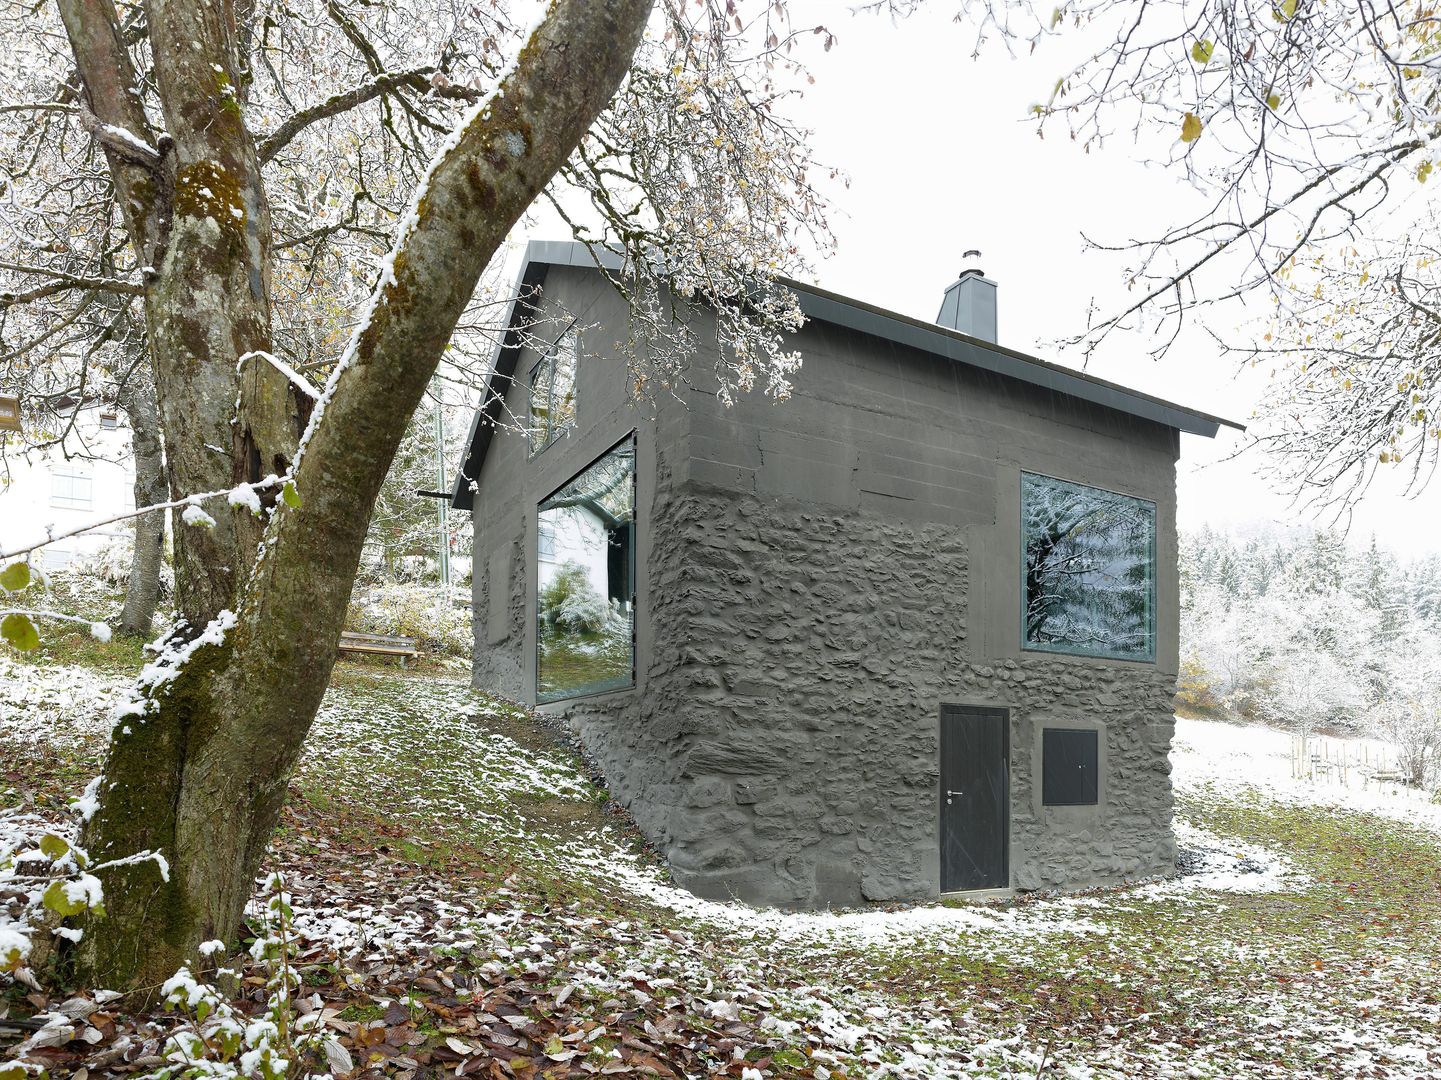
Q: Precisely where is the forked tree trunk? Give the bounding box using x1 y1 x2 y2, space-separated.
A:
66 0 653 991
117 378 167 638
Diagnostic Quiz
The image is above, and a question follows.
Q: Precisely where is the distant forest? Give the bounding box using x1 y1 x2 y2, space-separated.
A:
1180 529 1441 786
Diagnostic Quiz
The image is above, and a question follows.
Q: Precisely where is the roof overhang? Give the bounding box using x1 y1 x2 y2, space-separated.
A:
784 280 1242 438
450 240 1243 510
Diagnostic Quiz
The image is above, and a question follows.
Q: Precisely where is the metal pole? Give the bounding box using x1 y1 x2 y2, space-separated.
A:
434 386 450 587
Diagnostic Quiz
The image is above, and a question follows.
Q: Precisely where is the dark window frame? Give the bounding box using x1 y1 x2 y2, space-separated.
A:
1041 727 1100 807
1019 470 1158 664
533 432 638 704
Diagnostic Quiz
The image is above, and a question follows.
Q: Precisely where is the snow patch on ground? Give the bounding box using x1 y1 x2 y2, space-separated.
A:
301 676 594 847
0 655 127 748
1173 715 1441 834
9 658 1441 1078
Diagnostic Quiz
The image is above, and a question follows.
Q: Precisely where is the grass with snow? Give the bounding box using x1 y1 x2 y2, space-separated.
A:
4 638 1441 1077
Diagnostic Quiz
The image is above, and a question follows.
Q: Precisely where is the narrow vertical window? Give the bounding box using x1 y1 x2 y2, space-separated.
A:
1021 472 1157 661
528 329 578 454
536 438 635 702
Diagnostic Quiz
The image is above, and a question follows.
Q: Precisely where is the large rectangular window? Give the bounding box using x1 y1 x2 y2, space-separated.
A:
1021 472 1156 661
50 463 93 510
536 438 635 702
528 330 578 454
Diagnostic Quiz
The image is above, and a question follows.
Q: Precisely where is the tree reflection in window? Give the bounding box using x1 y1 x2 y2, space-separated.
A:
528 329 578 454
537 440 635 701
1021 472 1156 661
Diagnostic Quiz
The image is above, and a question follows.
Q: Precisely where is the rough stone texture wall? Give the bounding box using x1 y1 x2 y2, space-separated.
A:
467 260 1183 911
472 537 525 700
644 481 1176 908
559 446 697 857
661 488 962 906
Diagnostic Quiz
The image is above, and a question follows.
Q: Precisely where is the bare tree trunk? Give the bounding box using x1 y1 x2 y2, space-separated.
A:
66 0 653 992
117 377 167 638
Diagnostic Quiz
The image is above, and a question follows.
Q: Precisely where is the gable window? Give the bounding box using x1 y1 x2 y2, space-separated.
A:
50 462 93 510
536 436 635 702
1021 472 1156 662
528 329 578 454
1042 728 1099 806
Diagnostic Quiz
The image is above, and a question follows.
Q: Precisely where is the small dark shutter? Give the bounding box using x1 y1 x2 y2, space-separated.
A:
1042 728 1099 806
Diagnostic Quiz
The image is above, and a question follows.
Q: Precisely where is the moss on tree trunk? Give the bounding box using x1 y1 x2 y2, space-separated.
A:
59 0 654 991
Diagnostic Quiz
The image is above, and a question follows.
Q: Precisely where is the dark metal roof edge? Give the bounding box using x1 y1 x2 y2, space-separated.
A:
523 238 626 274
781 278 1242 437
448 404 488 510
449 244 558 509
451 239 1243 508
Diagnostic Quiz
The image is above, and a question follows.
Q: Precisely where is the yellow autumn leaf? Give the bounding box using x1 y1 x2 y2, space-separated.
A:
1191 40 1214 64
1267 92 1281 110
1180 112 1204 143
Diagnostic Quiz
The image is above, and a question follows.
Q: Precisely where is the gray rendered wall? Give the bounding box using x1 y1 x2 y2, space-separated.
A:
468 265 694 856
471 269 1180 908
657 314 1180 906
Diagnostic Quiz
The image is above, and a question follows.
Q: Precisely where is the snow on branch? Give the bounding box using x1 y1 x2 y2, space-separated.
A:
75 101 164 167
0 609 111 642
290 4 550 476
0 259 146 306
237 350 321 400
115 609 238 722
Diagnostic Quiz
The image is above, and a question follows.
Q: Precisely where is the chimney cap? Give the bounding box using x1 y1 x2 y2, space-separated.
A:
937 254 997 342
959 249 984 278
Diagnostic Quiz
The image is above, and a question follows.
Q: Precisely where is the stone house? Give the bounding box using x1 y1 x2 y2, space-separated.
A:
450 239 1240 908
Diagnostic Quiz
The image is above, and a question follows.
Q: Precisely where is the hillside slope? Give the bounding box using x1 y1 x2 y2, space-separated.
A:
3 652 1441 1078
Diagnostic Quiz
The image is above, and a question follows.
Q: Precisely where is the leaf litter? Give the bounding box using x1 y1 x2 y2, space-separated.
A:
3 664 1441 1077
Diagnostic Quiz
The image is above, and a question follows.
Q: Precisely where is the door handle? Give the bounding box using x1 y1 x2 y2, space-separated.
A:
945 788 964 805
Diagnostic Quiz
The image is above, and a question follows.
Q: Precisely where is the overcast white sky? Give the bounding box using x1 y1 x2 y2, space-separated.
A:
527 2 1441 559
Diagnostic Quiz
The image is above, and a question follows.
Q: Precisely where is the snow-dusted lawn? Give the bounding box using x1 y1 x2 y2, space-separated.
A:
4 657 1441 1078
244 697 1441 1078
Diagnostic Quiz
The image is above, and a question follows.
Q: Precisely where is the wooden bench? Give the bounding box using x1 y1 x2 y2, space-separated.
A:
338 630 419 666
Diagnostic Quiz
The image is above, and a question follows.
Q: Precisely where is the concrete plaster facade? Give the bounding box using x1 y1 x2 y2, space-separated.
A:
465 260 1186 908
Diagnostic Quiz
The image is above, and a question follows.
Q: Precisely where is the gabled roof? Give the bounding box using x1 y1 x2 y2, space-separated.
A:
450 240 1243 510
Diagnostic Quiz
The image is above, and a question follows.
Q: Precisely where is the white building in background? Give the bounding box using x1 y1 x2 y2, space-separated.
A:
536 504 609 597
0 405 136 568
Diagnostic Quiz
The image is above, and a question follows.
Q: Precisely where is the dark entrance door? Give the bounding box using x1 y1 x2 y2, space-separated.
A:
939 705 1010 892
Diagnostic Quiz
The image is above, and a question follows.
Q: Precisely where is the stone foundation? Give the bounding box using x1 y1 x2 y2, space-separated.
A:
547 478 1177 909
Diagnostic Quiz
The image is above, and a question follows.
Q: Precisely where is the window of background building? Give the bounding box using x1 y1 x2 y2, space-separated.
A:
538 520 557 561
536 438 635 702
50 462 93 511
